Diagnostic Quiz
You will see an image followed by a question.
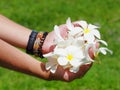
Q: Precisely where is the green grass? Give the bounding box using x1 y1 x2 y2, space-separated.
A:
0 0 120 90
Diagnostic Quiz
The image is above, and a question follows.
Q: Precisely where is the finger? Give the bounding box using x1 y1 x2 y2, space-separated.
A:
72 21 81 27
77 64 93 78
49 65 66 81
65 63 93 81
58 24 68 38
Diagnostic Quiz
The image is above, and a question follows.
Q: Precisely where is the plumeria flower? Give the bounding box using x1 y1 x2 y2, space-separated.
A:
76 20 100 43
43 18 112 74
54 45 88 73
54 25 85 48
66 18 83 37
44 45 89 73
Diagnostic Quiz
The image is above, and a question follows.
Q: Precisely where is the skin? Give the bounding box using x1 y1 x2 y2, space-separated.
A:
0 15 96 82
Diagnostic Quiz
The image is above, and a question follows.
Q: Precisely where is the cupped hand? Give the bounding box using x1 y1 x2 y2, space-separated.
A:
42 23 98 82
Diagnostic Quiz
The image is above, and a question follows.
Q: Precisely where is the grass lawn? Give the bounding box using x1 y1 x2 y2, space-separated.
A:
0 0 120 90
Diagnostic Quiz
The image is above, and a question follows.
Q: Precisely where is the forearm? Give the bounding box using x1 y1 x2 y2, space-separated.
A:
0 39 50 80
0 15 31 49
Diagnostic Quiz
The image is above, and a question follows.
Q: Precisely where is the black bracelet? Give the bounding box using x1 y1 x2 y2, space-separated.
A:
26 30 38 54
38 32 48 58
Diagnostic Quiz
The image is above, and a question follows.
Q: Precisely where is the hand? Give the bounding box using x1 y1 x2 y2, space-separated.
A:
42 23 98 82
47 63 92 82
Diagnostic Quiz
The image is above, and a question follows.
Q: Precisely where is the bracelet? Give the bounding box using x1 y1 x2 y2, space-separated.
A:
26 30 38 54
33 32 43 56
33 32 48 58
39 32 48 58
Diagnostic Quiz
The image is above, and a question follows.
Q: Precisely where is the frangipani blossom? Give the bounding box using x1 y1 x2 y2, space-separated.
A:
45 45 91 73
55 46 85 68
77 20 101 43
43 18 112 73
66 18 83 37
54 25 85 48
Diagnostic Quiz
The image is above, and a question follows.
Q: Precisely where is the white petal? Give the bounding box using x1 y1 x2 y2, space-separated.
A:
84 34 95 43
58 38 77 47
74 51 85 59
57 57 68 66
69 27 82 36
91 29 101 39
99 48 106 55
82 60 92 65
66 17 74 30
43 52 54 57
98 47 113 55
74 27 83 32
54 25 64 41
77 20 88 29
45 57 57 70
57 40 72 47
54 48 67 56
45 62 53 70
65 45 78 53
73 38 84 47
88 24 99 29
97 40 108 46
70 67 79 73
50 65 58 73
70 58 81 67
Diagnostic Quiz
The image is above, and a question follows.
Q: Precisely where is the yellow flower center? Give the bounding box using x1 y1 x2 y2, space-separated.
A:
67 54 73 61
84 28 90 34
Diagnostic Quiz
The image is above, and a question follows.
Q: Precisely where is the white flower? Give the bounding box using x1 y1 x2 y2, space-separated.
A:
54 45 88 73
66 18 83 37
77 20 100 43
44 45 91 73
43 18 113 73
54 24 85 48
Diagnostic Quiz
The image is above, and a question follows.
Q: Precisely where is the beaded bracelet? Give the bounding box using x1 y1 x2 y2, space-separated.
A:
33 32 48 58
33 32 43 56
26 30 48 58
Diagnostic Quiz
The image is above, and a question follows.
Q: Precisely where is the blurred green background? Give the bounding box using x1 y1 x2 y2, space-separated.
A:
0 0 120 90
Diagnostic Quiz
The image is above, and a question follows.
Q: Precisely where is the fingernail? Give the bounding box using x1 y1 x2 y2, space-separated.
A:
63 72 69 81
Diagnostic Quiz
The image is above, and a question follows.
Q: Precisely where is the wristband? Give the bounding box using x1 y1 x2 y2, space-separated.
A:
26 30 38 54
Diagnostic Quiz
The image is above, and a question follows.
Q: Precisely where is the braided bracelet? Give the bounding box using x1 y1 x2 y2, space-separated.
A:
26 30 48 58
33 32 48 58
